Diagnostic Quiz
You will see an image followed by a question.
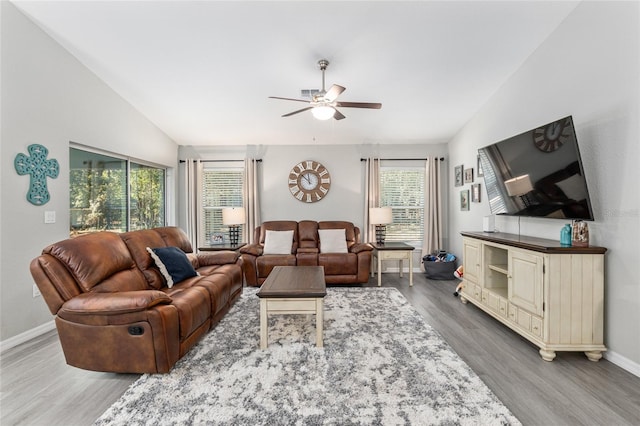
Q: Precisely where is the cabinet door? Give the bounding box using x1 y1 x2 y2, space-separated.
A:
508 250 543 316
463 238 481 284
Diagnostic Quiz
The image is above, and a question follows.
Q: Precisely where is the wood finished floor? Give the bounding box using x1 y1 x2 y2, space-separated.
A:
2 273 639 425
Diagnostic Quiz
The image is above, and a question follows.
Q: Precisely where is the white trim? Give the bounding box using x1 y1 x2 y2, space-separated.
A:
0 320 56 353
604 350 640 378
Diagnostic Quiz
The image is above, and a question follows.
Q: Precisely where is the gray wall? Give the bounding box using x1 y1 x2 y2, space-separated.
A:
0 2 178 343
179 142 449 248
447 1 640 374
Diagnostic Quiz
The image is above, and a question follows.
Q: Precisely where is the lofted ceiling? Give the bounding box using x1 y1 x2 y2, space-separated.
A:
12 1 579 146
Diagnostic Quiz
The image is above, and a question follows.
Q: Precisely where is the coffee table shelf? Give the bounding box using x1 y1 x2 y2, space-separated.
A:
257 266 326 349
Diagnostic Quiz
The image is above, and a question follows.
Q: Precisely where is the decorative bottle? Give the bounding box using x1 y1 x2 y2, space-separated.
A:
560 224 572 246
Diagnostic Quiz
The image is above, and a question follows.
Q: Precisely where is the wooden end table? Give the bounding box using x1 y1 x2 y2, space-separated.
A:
257 266 326 349
370 242 415 287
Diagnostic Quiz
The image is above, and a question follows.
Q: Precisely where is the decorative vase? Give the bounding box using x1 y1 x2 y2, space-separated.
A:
560 224 572 246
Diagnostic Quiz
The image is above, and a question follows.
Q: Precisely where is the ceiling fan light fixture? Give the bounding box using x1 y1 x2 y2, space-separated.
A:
311 105 335 120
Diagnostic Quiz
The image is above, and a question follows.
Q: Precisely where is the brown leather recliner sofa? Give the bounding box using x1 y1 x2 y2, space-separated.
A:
29 226 243 374
240 220 373 286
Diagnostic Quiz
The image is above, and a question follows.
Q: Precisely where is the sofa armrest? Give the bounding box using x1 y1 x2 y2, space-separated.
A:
239 244 263 257
59 290 172 316
196 251 241 266
350 243 374 254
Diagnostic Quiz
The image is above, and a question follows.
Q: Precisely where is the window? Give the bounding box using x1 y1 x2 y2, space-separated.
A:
69 147 166 236
129 163 166 231
380 166 424 247
202 166 244 244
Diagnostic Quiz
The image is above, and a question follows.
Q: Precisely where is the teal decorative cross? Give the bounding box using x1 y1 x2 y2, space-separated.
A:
14 144 59 206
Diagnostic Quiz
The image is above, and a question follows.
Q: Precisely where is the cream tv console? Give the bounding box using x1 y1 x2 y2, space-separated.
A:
459 231 607 362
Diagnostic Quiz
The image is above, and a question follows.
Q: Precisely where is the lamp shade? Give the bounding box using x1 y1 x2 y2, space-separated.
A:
311 106 335 120
222 207 245 225
369 207 392 225
504 175 533 197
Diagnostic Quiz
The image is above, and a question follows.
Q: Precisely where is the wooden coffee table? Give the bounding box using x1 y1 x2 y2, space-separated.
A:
257 266 326 349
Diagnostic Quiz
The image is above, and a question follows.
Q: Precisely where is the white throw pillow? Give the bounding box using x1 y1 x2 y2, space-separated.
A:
555 174 588 201
319 229 348 253
263 230 294 255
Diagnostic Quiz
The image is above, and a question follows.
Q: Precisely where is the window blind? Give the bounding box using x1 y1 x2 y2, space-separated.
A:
380 167 424 245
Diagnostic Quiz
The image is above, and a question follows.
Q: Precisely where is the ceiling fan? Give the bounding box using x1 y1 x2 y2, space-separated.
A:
269 59 382 121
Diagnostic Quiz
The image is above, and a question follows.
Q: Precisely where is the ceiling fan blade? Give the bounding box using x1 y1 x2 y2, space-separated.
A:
324 84 346 102
282 106 314 117
333 108 346 120
269 96 310 103
335 101 382 109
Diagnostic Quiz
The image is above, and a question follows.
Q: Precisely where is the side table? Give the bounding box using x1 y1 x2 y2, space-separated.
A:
370 242 415 287
198 243 246 252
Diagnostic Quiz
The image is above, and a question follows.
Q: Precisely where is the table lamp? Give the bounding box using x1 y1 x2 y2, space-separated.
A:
222 207 245 246
370 207 392 245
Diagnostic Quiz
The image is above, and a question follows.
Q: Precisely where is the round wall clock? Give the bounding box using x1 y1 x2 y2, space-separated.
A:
532 118 572 152
288 160 331 203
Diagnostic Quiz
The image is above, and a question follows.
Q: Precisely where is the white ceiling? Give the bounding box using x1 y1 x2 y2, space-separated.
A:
12 1 579 146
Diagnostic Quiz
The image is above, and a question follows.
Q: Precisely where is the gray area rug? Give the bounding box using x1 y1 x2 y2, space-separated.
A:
95 287 520 425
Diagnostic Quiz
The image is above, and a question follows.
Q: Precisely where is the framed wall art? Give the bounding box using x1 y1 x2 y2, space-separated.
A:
464 167 474 184
460 190 470 211
477 155 484 177
454 165 463 187
471 183 481 203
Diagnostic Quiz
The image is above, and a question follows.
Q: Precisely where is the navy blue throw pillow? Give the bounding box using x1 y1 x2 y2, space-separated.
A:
146 246 198 288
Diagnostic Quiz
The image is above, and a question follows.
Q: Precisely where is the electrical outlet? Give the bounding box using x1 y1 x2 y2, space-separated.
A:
32 284 41 298
44 211 56 224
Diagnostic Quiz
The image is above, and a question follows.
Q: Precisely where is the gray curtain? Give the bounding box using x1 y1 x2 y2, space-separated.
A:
363 157 381 243
183 159 203 247
243 158 261 244
422 157 443 260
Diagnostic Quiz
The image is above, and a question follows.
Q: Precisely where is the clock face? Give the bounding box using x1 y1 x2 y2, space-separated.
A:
533 118 572 152
288 160 331 203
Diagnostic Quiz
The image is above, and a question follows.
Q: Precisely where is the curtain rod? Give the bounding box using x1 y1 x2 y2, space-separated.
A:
179 159 262 163
360 157 445 161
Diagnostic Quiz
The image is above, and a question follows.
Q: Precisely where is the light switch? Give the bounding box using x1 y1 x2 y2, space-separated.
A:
44 211 56 224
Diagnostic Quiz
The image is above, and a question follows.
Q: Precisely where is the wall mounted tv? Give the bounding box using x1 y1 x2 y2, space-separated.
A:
478 115 595 221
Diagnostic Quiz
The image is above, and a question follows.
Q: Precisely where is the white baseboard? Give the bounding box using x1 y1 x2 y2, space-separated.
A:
604 350 640 378
0 320 56 353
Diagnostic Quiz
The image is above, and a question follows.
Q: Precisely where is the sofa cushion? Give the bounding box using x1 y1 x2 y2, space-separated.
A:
298 220 319 249
263 230 294 254
318 229 348 253
319 253 358 275
147 247 199 288
120 229 168 289
43 231 148 293
319 221 358 249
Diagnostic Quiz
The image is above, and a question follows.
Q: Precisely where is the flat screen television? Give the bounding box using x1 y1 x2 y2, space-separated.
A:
478 115 595 221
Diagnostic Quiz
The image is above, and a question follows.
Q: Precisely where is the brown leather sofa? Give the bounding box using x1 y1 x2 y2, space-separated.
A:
29 226 243 374
240 220 373 286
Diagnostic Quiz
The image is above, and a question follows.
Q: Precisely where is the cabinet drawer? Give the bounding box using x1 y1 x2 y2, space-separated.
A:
516 308 532 330
531 316 543 337
464 281 482 301
481 289 489 305
508 303 518 322
498 298 508 318
378 250 410 261
487 292 501 312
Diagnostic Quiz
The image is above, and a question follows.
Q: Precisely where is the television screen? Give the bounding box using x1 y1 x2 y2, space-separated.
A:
478 115 595 220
